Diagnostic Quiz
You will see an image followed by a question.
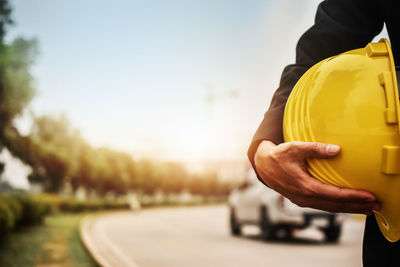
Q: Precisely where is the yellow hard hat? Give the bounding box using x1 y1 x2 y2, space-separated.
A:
283 38 400 242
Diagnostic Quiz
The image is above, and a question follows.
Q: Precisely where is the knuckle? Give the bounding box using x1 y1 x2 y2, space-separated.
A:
311 142 326 152
271 143 293 160
275 143 289 154
281 142 300 156
291 141 302 147
289 141 302 151
269 147 280 161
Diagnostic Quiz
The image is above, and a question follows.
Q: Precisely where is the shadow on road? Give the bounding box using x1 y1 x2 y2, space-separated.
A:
238 234 331 246
230 224 337 246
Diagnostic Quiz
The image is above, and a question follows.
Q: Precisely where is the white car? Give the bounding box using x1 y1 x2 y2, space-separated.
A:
228 173 344 243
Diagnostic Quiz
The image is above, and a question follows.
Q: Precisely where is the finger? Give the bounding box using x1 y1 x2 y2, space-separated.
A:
282 161 377 203
302 176 378 203
307 199 379 215
293 141 341 159
294 196 381 215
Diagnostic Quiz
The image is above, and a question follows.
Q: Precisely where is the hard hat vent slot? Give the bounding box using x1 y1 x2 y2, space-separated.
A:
379 72 398 124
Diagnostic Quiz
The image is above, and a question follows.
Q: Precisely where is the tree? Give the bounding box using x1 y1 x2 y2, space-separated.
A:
0 0 38 165
0 0 13 44
135 159 158 194
27 115 79 192
0 37 38 130
160 162 187 194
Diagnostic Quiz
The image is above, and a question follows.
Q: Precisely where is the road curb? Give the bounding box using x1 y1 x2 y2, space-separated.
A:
80 212 139 267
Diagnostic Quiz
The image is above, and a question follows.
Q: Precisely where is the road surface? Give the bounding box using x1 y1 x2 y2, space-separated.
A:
82 205 366 267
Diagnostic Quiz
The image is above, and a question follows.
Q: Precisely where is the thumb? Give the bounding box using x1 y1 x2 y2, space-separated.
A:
295 142 340 159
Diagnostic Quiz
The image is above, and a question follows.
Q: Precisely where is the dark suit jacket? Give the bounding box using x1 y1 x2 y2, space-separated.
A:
248 0 399 171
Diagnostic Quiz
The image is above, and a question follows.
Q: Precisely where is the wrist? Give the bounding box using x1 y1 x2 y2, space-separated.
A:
254 140 276 166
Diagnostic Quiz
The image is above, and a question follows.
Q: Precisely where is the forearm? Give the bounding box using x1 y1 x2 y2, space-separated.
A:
247 64 307 176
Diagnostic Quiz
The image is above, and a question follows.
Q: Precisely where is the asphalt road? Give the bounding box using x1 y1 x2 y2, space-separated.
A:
86 205 366 267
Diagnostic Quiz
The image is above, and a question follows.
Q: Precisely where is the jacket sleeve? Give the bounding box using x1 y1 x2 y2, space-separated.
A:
248 0 384 181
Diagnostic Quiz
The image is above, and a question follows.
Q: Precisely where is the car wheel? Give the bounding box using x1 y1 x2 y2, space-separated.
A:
260 207 276 241
230 208 241 236
322 224 342 243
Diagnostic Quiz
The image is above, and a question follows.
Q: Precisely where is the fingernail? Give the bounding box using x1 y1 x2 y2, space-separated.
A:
326 144 340 154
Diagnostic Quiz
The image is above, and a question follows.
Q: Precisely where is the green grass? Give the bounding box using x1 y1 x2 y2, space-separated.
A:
0 213 99 267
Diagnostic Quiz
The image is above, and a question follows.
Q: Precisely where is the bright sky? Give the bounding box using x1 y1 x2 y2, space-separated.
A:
7 0 325 162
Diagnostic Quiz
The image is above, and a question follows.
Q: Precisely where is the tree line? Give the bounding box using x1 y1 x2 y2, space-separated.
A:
0 0 232 198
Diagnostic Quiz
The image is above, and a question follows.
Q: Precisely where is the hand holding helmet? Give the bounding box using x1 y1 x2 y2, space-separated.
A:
255 140 381 215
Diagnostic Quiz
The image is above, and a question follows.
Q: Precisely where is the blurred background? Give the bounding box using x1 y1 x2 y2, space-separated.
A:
0 0 389 266
0 0 327 202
